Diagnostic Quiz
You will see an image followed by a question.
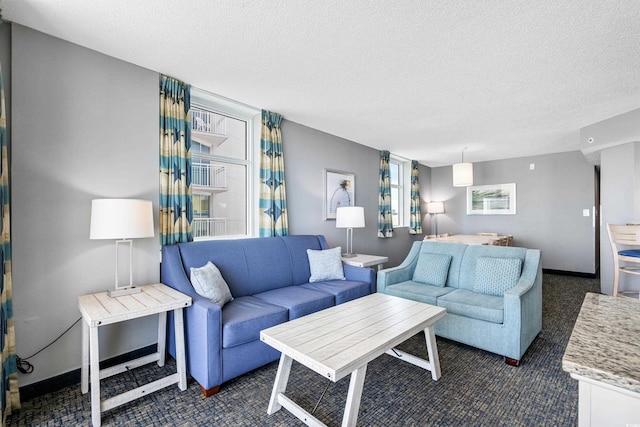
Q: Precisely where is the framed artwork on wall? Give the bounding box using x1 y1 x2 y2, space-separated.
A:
324 169 355 220
467 183 516 215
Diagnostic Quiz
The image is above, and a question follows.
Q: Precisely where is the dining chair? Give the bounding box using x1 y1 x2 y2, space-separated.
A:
439 232 452 237
606 223 640 297
424 235 437 240
505 235 513 246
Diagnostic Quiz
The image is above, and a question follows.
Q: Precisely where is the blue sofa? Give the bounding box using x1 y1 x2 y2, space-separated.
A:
161 235 376 396
378 240 542 365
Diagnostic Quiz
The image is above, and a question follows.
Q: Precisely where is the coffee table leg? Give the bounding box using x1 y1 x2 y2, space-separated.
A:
268 354 293 415
342 364 368 427
424 326 441 380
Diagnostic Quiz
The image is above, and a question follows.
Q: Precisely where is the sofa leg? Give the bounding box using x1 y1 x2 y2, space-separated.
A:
505 357 520 367
200 385 221 397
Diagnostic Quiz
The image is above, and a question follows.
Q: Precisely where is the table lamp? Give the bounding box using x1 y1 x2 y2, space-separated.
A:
426 201 445 236
90 199 154 297
336 206 365 258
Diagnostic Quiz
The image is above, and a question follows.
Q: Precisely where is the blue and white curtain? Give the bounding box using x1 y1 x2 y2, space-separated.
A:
259 110 289 237
159 75 193 245
377 150 393 238
409 160 422 234
0 62 20 423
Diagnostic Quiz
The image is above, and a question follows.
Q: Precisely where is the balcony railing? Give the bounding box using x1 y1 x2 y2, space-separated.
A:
193 217 226 238
193 163 226 188
192 109 226 135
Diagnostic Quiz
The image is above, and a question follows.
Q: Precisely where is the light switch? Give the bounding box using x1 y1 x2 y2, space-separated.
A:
583 209 590 217
529 163 535 170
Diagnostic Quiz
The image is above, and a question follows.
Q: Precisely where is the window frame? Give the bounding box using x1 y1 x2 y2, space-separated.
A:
190 88 261 239
389 154 411 228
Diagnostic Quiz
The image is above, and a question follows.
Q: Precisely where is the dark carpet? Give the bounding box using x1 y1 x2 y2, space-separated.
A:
7 274 599 426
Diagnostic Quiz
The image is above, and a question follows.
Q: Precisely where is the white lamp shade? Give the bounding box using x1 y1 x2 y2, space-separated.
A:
453 162 474 187
426 201 445 214
90 199 155 240
336 206 365 228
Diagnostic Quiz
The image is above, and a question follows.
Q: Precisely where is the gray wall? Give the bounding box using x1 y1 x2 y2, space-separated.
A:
282 120 428 267
430 151 596 274
11 25 160 386
599 142 640 295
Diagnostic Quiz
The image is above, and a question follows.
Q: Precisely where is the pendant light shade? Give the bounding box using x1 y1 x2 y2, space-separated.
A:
453 148 473 187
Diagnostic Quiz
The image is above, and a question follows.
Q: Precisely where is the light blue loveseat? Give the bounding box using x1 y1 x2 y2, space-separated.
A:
161 235 376 396
377 240 542 365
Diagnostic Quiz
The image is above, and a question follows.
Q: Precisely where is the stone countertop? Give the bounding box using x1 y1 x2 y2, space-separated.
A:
562 292 640 393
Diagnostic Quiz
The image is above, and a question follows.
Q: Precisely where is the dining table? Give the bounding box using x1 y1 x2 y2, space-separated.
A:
430 234 507 245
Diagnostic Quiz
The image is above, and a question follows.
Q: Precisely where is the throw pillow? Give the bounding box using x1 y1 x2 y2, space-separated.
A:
307 247 345 283
190 261 234 307
412 253 452 287
473 257 523 296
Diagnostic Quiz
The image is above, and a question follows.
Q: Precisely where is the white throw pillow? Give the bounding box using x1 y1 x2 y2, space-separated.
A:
190 261 234 307
307 247 346 283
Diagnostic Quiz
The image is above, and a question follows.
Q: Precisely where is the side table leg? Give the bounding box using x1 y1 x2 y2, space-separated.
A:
342 364 368 427
157 311 167 367
89 325 101 427
424 326 441 380
267 354 293 415
173 308 187 390
81 319 89 394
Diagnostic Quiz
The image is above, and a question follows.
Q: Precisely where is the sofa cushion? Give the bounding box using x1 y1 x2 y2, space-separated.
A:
302 279 371 304
254 286 335 319
190 261 234 307
222 296 289 348
437 289 504 324
473 257 522 296
413 253 452 287
385 281 456 305
307 247 345 282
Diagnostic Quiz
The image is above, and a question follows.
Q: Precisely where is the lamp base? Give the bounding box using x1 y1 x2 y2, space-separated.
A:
342 252 358 258
108 286 142 298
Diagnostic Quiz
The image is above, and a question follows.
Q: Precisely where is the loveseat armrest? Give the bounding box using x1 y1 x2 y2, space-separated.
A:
503 249 542 359
162 245 224 391
343 264 376 294
377 241 422 293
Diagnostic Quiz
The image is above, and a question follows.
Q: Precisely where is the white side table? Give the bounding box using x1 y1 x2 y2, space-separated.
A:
78 283 192 427
342 253 389 271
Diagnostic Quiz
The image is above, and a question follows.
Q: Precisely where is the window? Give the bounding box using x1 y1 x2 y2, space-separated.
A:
389 155 411 227
190 89 259 239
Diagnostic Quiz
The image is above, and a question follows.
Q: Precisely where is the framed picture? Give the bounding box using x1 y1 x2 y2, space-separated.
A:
324 169 355 220
467 183 516 215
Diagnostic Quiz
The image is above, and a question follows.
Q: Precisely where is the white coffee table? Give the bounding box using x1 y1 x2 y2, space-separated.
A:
260 293 446 427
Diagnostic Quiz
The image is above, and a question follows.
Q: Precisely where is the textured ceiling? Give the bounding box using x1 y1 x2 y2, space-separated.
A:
4 1 640 166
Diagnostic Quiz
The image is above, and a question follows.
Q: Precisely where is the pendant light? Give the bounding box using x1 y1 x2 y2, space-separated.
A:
453 148 473 187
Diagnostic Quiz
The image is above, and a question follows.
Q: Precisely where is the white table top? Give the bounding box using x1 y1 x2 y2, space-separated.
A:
431 234 506 245
260 293 446 382
341 253 389 268
77 283 192 327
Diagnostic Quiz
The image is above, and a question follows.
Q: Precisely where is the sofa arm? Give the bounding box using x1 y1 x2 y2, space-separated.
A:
503 249 542 358
162 245 224 391
343 264 377 294
377 241 422 293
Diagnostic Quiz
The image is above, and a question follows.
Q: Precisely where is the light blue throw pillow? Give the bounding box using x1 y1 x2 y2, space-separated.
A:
190 261 234 307
307 247 345 283
473 257 523 296
412 253 452 287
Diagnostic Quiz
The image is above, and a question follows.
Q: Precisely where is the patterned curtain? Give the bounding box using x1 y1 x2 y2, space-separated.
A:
409 160 423 234
159 75 193 245
377 150 393 238
0 62 20 423
259 110 289 237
